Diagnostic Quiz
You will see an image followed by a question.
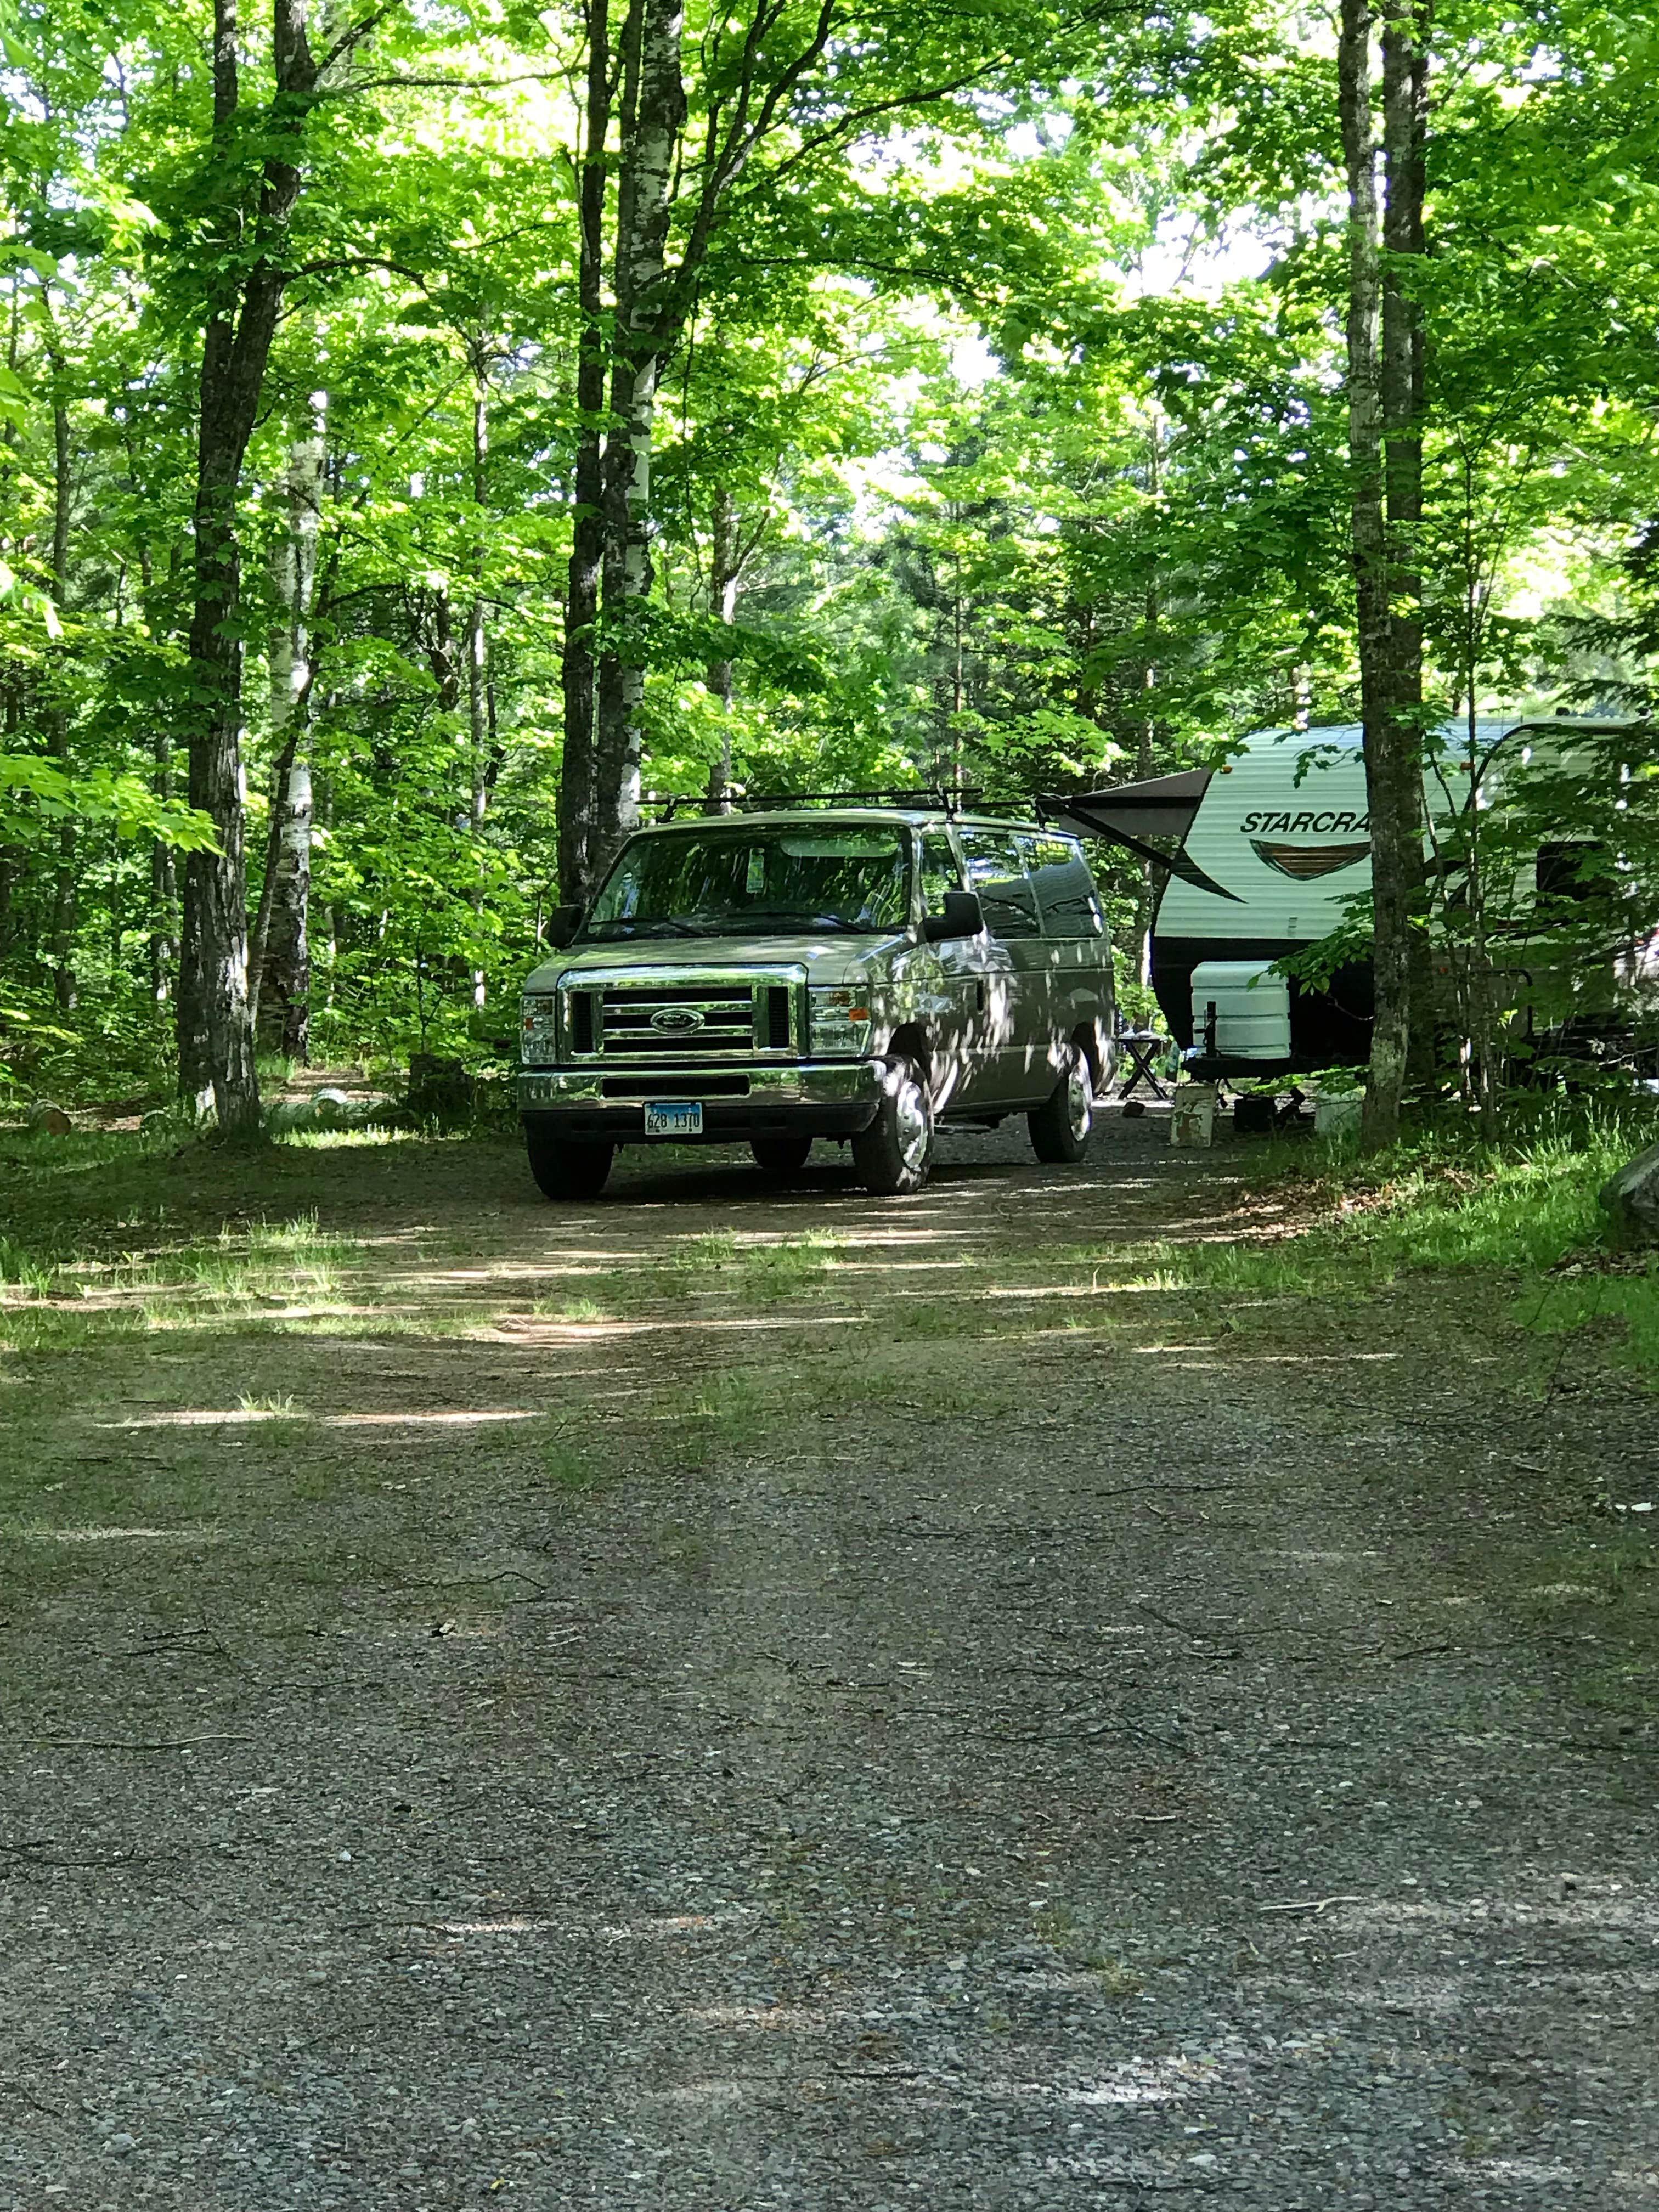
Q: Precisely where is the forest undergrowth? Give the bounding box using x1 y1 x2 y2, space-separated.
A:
1130 1107 1659 1374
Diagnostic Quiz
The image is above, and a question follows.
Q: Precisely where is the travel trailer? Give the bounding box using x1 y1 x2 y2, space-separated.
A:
1042 716 1647 1077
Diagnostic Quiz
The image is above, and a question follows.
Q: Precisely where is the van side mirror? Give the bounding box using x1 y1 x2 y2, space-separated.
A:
545 904 584 949
922 889 984 943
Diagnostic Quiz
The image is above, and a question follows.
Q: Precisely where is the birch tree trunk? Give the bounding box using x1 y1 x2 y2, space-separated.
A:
250 391 325 1058
557 0 612 904
178 0 318 1135
592 0 684 878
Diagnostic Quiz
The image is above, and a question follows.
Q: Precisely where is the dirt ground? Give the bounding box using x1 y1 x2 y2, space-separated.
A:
1 1108 1656 2208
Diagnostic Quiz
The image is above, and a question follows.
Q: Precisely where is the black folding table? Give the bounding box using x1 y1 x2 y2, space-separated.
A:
1115 1030 1173 1102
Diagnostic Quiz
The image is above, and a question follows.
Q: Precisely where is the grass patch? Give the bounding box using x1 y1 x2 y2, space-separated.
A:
532 1293 614 1324
657 1228 846 1300
0 1235 53 1295
1111 1110 1659 1374
278 1126 417 1150
740 1230 846 1296
0 1208 377 1352
670 1231 740 1273
235 1391 310 1424
545 1431 612 1492
0 1126 166 1181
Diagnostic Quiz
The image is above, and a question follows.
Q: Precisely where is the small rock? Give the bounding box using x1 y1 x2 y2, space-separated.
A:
106 2130 137 2155
1600 1141 1659 1245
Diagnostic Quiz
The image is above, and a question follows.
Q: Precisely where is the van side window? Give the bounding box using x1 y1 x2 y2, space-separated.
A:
959 828 1040 939
918 832 962 917
1025 833 1105 938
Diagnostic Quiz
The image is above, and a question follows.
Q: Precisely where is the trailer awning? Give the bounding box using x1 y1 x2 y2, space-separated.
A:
1042 768 1213 844
1039 770 1242 904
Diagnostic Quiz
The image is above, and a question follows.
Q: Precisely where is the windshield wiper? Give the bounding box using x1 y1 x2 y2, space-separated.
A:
584 918 709 940
732 910 868 932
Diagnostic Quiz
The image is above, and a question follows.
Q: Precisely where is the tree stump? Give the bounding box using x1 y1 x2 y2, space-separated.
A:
407 1055 474 1129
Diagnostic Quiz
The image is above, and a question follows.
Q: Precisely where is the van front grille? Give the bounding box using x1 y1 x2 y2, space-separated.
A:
557 969 804 1062
601 983 755 1056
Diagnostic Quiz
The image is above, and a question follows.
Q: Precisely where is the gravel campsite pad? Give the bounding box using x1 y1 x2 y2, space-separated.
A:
1 1109 1656 2208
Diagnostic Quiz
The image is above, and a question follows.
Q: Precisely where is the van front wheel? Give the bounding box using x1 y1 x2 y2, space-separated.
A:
1029 1045 1094 1164
526 1131 614 1200
851 1057 935 1196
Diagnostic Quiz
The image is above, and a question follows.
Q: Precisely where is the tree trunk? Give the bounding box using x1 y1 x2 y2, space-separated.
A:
1362 0 1431 1144
592 0 684 877
1341 0 1424 1149
136 548 178 1002
178 0 318 1135
467 358 493 1010
47 393 75 1014
251 393 325 1059
703 483 739 812
557 0 613 904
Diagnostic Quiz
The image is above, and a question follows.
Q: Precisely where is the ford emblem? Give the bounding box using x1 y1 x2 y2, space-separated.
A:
650 1006 705 1034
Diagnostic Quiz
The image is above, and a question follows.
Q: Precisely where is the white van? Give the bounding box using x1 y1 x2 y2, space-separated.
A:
519 802 1117 1197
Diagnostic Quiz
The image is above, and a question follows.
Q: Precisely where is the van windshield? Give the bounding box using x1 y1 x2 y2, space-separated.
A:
583 825 913 940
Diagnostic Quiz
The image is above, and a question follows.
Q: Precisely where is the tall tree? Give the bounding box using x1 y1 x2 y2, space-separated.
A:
177 0 322 1130
1340 0 1430 1147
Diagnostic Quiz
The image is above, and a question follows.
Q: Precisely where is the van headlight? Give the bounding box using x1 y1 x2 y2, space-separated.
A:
810 987 873 1055
521 992 559 1059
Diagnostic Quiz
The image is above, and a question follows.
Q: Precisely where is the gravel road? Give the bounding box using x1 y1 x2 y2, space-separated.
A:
1 1110 1655 2207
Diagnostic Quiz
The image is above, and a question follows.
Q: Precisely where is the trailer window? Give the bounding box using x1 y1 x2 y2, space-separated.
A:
1535 840 1607 912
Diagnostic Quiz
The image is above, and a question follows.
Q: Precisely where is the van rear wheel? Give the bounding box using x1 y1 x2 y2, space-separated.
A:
1029 1045 1094 1164
526 1131 614 1200
851 1056 935 1196
751 1135 813 1176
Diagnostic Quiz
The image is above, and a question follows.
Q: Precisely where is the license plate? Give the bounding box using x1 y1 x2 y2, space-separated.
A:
644 1099 703 1137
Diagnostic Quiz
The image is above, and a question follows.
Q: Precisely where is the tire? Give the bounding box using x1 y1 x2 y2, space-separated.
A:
526 1130 614 1199
851 1056 935 1195
751 1135 814 1176
1028 1043 1094 1164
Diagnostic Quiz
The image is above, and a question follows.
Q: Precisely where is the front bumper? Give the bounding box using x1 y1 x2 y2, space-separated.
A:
518 1059 885 1143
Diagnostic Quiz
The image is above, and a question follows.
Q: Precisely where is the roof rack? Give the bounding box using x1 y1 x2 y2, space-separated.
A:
645 786 984 822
